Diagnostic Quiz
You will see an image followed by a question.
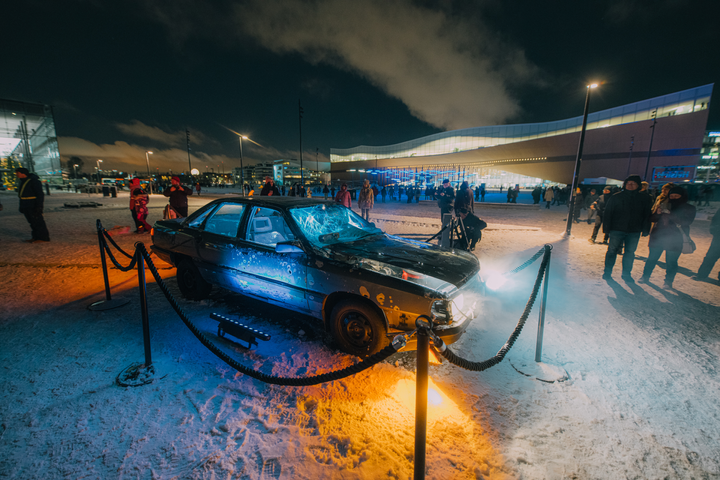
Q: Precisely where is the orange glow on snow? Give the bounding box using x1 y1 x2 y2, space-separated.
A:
390 378 465 423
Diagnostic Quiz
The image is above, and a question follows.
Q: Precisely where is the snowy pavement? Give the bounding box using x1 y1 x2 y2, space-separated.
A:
1 189 719 479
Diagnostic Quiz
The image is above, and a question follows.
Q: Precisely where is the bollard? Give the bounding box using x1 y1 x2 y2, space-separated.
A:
535 248 551 362
136 249 152 367
88 221 130 311
414 320 430 479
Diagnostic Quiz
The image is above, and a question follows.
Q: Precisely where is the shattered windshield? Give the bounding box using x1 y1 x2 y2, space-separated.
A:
290 204 382 248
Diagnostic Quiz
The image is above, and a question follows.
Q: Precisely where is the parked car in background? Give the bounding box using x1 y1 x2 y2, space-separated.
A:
151 197 483 356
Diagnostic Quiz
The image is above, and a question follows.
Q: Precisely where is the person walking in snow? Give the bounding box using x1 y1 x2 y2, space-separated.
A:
130 178 152 233
584 189 599 224
544 186 554 209
639 186 695 289
693 209 720 282
588 187 612 244
454 181 474 215
163 175 192 218
15 167 50 243
602 175 652 281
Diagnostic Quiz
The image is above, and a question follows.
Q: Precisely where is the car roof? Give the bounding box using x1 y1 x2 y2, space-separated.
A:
207 196 335 210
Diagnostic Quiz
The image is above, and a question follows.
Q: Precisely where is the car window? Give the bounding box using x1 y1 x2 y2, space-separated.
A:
203 203 246 238
246 207 295 247
186 205 217 228
290 204 381 248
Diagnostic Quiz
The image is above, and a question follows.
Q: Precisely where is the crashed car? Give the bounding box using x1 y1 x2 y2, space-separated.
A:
151 197 482 356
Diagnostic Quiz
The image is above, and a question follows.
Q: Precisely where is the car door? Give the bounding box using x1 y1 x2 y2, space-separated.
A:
235 206 309 312
196 202 247 289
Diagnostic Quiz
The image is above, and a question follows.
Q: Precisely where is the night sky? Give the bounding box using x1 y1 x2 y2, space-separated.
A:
2 0 718 174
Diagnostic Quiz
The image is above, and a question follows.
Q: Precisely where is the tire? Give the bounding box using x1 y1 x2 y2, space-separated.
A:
176 259 212 300
331 299 389 357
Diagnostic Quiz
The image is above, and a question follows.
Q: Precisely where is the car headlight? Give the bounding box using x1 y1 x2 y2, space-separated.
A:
431 300 451 324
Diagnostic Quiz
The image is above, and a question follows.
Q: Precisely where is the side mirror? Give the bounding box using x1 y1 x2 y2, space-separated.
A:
276 241 304 254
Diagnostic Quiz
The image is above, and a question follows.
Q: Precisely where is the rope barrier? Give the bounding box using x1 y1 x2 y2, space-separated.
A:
428 245 550 372
505 245 550 276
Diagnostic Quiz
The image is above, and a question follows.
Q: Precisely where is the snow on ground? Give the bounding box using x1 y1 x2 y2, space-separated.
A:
1 188 719 479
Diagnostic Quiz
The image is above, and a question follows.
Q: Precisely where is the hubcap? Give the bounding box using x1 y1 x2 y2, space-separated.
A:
342 313 373 348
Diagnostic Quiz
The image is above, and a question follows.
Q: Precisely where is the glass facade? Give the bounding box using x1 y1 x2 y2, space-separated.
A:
331 84 713 162
698 131 719 183
0 99 61 183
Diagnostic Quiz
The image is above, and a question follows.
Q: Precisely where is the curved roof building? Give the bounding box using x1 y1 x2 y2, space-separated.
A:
330 84 713 186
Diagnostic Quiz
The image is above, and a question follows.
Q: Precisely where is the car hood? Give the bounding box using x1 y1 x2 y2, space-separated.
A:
325 234 479 287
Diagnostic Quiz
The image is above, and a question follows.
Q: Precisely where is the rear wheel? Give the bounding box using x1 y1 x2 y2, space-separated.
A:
331 300 389 357
176 259 212 300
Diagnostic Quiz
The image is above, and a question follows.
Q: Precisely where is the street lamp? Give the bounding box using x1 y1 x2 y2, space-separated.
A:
565 83 599 237
145 151 153 193
96 159 103 184
73 164 79 179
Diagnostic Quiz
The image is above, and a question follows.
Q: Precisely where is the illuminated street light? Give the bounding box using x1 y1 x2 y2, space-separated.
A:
145 151 153 193
565 82 599 237
96 159 103 183
73 163 79 179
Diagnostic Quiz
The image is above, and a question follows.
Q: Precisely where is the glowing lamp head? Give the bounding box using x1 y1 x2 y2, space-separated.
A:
589 83 598 88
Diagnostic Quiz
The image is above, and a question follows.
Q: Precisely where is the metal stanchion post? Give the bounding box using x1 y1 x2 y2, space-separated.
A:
440 213 452 249
414 323 429 479
88 221 130 311
535 248 551 362
136 250 152 367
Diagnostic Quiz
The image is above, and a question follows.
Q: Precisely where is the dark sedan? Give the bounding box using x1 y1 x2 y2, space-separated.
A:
151 197 483 356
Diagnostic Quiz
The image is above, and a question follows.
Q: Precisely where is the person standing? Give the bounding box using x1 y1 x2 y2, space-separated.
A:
15 167 49 243
323 184 330 199
381 186 387 203
437 179 455 225
693 209 720 282
571 187 584 223
639 186 695 289
129 178 152 233
260 176 280 196
163 175 193 218
454 181 474 215
480 185 486 202
506 187 513 203
584 189 599 224
335 183 351 208
544 186 554 209
531 186 542 204
602 175 652 281
588 187 611 244
358 179 374 221
195 183 201 196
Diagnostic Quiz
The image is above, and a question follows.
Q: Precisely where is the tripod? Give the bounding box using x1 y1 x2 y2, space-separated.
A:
426 216 470 250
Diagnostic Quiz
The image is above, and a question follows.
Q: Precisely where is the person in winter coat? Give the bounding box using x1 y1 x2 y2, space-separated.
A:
693 209 720 282
260 176 280 196
15 168 50 242
571 188 584 223
195 183 201 196
602 175 653 281
454 181 474 215
544 187 554 209
584 189 599 224
130 178 152 233
335 183 351 208
531 186 542 204
163 175 192 217
588 187 612 244
437 179 455 225
639 186 696 289
457 208 487 251
323 184 330 199
506 187 513 203
358 179 374 221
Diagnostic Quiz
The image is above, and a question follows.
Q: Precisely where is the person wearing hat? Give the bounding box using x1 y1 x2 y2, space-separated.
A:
334 183 351 208
129 178 151 233
163 175 193 218
639 186 695 289
15 167 50 243
260 176 280 196
437 179 455 226
601 174 652 281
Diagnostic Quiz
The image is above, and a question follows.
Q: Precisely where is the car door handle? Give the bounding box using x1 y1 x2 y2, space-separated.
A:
204 242 228 250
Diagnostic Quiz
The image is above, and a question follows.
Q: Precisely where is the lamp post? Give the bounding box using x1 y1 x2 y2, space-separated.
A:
239 135 246 195
565 83 598 237
96 159 103 184
73 164 79 179
643 110 657 181
145 151 153 194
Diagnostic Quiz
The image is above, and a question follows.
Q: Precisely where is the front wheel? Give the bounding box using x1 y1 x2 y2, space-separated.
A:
176 259 212 300
331 300 389 357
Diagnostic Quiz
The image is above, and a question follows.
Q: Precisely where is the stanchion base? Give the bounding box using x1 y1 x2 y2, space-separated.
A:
510 359 570 384
88 298 131 311
116 362 165 387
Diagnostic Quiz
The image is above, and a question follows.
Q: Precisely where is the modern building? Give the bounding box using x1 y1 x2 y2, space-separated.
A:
698 131 719 184
330 84 713 187
0 99 61 184
271 159 324 186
